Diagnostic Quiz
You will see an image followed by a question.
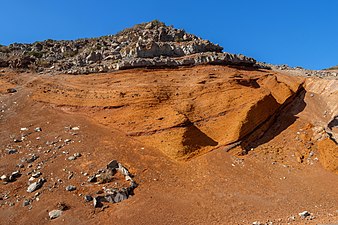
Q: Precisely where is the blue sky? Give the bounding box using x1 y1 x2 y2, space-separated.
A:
1 0 337 69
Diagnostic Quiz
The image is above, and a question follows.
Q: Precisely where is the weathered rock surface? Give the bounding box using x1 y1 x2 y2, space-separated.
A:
31 65 305 159
0 20 255 74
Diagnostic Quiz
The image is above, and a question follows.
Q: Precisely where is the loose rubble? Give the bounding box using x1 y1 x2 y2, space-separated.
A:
86 160 138 208
0 20 255 75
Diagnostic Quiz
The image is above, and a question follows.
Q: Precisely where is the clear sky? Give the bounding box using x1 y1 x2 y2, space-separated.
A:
1 0 337 70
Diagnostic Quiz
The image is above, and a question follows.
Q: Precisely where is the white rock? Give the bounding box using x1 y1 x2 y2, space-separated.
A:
49 209 62 219
71 127 80 131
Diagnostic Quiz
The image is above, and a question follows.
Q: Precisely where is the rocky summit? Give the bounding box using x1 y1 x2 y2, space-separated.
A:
0 20 337 225
0 20 255 75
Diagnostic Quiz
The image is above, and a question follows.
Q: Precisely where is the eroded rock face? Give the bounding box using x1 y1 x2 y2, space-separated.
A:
0 20 255 74
31 65 304 160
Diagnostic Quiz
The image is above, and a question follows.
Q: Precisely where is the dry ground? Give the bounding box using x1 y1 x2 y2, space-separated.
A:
0 66 337 225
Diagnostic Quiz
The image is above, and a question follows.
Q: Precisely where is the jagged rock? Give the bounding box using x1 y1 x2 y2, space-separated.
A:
107 160 119 170
114 191 128 203
0 20 256 75
86 52 102 64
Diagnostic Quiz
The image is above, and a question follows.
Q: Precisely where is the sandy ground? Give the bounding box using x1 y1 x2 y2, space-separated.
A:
0 66 337 225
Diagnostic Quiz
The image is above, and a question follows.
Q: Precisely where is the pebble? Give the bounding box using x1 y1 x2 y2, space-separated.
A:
14 138 22 143
65 185 76 191
1 175 8 182
35 127 42 132
7 88 17 93
23 199 30 206
73 152 81 158
26 154 39 163
71 127 80 131
84 195 93 202
7 149 18 154
32 171 41 178
49 209 62 220
67 156 76 161
299 211 310 218
17 164 24 168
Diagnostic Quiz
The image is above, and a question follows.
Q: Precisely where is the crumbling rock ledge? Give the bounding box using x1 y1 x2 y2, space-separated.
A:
0 20 255 74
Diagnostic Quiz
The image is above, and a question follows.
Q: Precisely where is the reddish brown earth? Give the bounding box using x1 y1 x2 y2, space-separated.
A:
0 65 337 225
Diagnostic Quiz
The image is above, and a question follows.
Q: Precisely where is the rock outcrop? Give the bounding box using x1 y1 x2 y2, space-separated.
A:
30 65 304 160
0 20 255 74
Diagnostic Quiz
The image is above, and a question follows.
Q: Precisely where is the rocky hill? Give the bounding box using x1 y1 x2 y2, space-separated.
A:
0 20 255 74
0 20 337 225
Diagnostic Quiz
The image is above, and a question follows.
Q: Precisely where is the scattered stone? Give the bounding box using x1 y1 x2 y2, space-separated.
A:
13 138 22 143
31 172 41 178
71 127 80 131
27 178 45 193
6 149 18 154
87 176 97 183
34 127 42 132
65 185 76 191
73 152 81 158
9 171 21 181
26 154 39 163
86 160 137 208
84 195 93 202
20 127 29 131
49 209 62 220
16 164 24 168
299 211 311 218
67 156 76 161
64 139 71 143
1 175 8 181
7 88 17 93
23 199 30 206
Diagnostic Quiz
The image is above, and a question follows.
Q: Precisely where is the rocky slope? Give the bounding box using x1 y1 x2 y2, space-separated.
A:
0 20 255 75
0 65 337 225
0 21 337 225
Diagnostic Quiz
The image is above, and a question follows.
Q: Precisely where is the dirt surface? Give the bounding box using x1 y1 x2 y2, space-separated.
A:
0 66 337 225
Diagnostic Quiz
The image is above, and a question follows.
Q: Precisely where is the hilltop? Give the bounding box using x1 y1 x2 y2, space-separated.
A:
0 21 337 225
0 20 255 74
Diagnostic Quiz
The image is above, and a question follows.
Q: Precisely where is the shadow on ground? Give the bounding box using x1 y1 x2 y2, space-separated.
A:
242 89 307 151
